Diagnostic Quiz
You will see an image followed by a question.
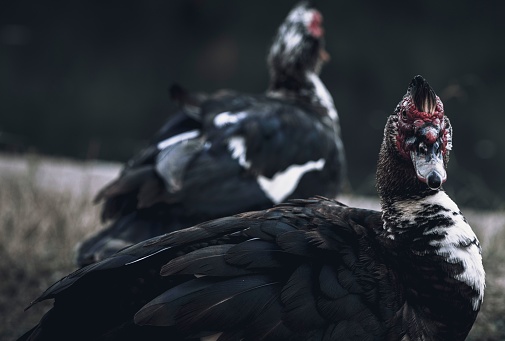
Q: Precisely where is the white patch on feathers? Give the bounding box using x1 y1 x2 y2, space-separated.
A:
422 192 485 310
258 158 325 204
157 130 200 150
227 137 251 169
392 191 485 310
282 29 303 55
227 135 326 204
286 6 314 28
306 72 338 121
213 111 248 128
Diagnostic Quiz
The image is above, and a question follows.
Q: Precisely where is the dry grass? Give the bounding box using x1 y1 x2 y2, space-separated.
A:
0 154 111 340
467 222 505 341
0 153 504 340
0 174 94 339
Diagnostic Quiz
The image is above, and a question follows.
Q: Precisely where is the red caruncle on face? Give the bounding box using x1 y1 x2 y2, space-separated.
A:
395 95 448 160
308 10 323 38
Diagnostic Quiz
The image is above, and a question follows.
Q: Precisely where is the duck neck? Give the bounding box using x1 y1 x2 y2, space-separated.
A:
383 190 484 340
376 119 485 338
268 70 338 125
376 118 436 209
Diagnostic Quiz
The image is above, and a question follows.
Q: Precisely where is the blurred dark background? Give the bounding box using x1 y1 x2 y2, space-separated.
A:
1 0 504 209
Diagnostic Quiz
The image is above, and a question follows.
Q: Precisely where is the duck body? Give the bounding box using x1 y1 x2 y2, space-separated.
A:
20 76 484 341
76 1 346 266
167 92 343 213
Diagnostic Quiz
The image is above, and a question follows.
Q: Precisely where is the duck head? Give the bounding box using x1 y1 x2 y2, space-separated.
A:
267 1 329 81
393 75 452 190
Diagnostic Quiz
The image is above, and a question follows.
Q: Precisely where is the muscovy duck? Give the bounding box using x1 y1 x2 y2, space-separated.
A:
19 75 484 341
76 1 346 266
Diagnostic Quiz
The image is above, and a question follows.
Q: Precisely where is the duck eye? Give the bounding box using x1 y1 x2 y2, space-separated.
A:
401 110 407 120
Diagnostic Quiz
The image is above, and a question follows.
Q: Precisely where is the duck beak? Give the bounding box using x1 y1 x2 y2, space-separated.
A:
410 126 447 190
319 48 330 63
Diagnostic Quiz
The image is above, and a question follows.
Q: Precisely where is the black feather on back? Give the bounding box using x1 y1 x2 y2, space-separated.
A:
77 0 345 266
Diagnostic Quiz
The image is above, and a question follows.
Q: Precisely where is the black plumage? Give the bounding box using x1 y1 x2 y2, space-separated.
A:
76 1 346 266
19 75 485 341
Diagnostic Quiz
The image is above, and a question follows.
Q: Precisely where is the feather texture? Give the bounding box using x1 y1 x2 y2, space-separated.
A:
76 1 346 266
19 76 484 341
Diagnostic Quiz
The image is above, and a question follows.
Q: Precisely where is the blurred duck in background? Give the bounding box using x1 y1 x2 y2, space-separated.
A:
76 1 347 267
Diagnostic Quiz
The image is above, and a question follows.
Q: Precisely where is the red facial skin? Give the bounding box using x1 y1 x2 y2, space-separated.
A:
395 95 450 160
309 11 324 38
